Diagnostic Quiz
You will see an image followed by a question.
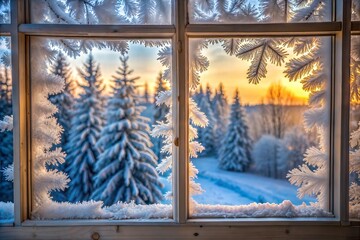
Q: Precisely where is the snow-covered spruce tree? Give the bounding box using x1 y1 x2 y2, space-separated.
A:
193 84 204 104
152 72 169 161
212 82 229 153
49 52 73 149
153 43 208 199
143 81 150 104
92 55 162 205
48 53 74 201
198 88 216 156
218 89 252 172
65 53 104 203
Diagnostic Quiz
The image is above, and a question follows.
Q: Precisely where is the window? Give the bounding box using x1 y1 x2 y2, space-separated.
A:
0 0 359 239
349 1 360 220
0 35 12 223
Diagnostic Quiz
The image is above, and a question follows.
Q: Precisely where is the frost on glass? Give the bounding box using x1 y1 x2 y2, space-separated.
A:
0 0 10 24
30 37 173 220
188 37 332 218
188 0 332 23
353 0 360 21
0 36 13 223
31 0 172 25
349 36 360 220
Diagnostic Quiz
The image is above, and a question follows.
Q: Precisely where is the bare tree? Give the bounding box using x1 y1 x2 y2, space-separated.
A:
265 81 294 139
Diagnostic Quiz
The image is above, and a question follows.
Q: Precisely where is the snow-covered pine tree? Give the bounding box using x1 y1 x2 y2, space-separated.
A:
65 53 104 203
152 72 169 160
143 81 150 104
48 53 74 202
212 82 229 153
198 89 216 156
218 89 252 172
205 83 212 103
92 54 162 205
0 66 13 202
193 84 204 104
49 52 73 149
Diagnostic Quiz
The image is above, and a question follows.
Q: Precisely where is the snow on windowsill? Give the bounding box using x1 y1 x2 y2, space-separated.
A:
191 200 333 218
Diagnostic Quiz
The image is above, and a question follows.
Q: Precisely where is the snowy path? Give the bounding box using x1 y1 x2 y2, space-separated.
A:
192 157 316 205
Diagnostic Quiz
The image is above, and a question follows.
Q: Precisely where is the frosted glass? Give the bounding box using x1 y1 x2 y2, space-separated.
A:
30 0 173 25
188 0 332 24
0 0 10 24
349 35 360 220
188 37 332 218
0 36 13 223
30 37 174 220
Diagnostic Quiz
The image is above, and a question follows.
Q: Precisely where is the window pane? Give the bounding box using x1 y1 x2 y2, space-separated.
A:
30 0 173 25
353 0 360 21
0 36 13 223
188 37 331 218
31 37 173 220
350 35 360 220
0 0 10 24
188 0 332 23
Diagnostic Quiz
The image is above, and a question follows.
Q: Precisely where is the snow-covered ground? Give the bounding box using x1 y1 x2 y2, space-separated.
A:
0 157 327 221
192 157 316 205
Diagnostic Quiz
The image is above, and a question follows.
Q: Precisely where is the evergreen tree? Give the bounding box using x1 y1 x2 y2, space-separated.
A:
48 53 74 201
152 72 169 160
205 83 212 103
212 82 229 153
66 53 104 202
218 89 252 172
92 55 163 205
0 66 12 202
198 91 215 156
143 81 150 104
193 84 204 104
49 52 74 149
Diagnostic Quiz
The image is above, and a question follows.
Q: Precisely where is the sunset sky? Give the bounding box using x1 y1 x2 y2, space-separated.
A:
66 40 310 105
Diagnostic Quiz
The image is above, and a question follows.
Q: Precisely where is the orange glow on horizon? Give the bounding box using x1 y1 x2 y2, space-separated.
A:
198 43 310 105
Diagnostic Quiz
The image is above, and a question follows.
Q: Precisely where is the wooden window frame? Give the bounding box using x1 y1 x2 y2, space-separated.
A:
0 0 359 239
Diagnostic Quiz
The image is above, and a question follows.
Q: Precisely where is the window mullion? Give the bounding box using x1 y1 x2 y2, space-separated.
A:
18 24 175 38
333 0 351 224
175 0 188 223
186 22 342 37
11 0 29 226
339 0 351 224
